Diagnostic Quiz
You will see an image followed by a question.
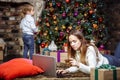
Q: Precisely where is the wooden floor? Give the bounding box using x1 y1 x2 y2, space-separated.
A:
15 74 90 80
15 77 90 80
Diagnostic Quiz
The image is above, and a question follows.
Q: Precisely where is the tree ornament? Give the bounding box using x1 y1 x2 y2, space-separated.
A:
93 23 98 29
66 28 70 33
63 43 68 52
48 40 57 51
89 9 94 14
62 12 66 18
62 25 66 29
45 18 49 22
43 32 47 36
46 12 50 16
49 7 54 13
84 13 88 17
99 44 105 50
53 21 57 25
52 0 56 8
46 22 50 27
88 2 91 7
49 31 52 35
68 25 72 30
60 31 64 37
75 2 79 7
55 27 58 31
57 2 61 8
77 20 81 25
52 15 57 20
36 37 41 44
40 43 46 48
59 36 64 41
74 11 78 17
98 17 103 23
66 0 70 3
92 14 97 19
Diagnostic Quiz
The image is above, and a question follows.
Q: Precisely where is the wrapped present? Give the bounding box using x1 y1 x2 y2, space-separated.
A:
0 51 3 60
42 48 51 56
0 38 6 50
50 50 68 63
0 38 5 60
90 64 120 80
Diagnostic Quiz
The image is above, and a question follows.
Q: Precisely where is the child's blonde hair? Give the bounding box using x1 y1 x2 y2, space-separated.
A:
19 3 34 18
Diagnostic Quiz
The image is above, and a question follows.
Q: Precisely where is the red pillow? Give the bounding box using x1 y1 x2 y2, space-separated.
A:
0 58 44 80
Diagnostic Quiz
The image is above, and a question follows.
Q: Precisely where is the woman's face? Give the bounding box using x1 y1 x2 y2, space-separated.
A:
69 35 81 50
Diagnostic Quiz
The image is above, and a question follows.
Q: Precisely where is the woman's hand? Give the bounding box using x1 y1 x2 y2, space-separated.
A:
69 58 79 67
56 69 69 78
56 69 69 74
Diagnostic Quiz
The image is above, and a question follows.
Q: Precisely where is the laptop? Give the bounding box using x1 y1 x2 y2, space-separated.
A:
32 54 57 77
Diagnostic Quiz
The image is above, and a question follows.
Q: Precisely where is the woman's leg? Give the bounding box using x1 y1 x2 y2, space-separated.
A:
114 42 120 59
103 54 120 67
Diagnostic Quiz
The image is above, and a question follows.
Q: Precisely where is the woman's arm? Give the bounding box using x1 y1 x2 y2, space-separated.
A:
65 66 79 73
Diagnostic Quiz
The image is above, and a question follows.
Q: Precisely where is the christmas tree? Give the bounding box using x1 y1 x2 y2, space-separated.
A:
36 0 109 50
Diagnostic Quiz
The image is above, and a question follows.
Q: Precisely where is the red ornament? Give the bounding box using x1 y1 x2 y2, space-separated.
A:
40 43 46 48
98 17 103 23
45 18 49 22
98 44 104 50
89 9 94 14
75 2 79 7
66 0 70 3
57 2 61 7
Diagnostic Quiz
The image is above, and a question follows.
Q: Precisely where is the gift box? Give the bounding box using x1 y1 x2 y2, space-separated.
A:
0 51 3 60
90 67 120 80
50 50 68 63
42 48 50 56
0 43 5 51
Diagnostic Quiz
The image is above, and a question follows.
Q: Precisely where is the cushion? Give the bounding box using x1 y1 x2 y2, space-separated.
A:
0 58 44 80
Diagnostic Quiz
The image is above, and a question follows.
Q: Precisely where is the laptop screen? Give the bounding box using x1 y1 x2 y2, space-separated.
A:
32 54 57 77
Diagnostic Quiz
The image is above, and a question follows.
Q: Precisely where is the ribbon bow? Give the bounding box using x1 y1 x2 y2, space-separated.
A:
98 64 116 69
57 50 65 62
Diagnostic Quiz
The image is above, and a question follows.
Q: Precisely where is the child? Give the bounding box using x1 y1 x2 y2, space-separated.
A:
20 4 38 59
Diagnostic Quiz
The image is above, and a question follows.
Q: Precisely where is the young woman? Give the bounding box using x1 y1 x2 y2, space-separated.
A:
20 4 38 59
57 29 120 74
